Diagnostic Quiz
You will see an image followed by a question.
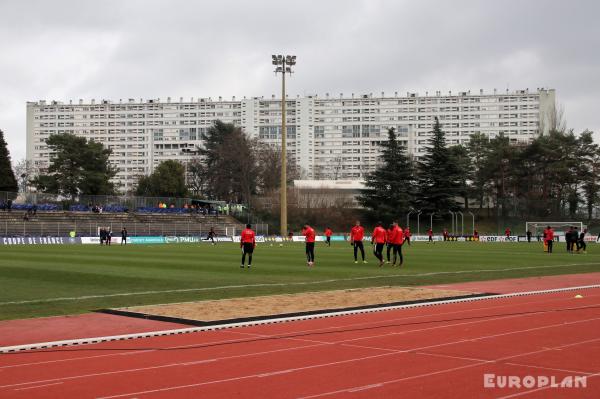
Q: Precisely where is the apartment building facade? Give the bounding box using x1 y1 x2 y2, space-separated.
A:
26 88 555 192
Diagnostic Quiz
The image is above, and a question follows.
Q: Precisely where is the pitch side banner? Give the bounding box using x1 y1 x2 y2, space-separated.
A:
0 237 82 245
81 237 124 244
164 236 201 243
232 236 266 243
292 235 349 242
479 235 519 242
411 235 443 242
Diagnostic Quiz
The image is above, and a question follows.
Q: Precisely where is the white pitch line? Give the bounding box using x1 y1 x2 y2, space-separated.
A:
1 262 598 306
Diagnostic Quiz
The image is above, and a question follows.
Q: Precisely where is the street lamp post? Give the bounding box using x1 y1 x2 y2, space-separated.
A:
468 211 475 235
272 54 296 238
406 210 414 229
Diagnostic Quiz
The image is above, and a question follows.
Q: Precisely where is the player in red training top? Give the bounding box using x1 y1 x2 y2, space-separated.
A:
240 224 256 269
404 227 411 246
543 225 554 253
386 223 396 264
324 227 333 247
371 221 387 267
390 222 404 266
505 227 511 238
427 228 434 244
302 224 316 266
350 220 367 264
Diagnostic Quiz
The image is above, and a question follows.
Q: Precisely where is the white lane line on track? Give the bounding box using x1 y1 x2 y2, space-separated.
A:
13 382 63 391
3 291 591 370
3 284 599 354
417 352 597 376
94 351 399 399
504 362 596 376
295 337 600 399
4 315 600 393
2 262 597 305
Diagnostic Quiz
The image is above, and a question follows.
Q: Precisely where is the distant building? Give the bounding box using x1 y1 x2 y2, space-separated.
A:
26 89 555 192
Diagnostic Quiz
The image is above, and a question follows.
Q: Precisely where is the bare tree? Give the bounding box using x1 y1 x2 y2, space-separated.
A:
332 155 344 180
13 158 35 192
540 100 567 134
186 158 206 196
255 141 300 193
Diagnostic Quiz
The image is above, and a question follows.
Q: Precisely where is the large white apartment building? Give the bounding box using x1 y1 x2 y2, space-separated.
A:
26 88 555 192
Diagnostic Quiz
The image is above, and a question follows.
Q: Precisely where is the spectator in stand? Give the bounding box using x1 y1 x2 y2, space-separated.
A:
6 199 12 212
32 204 37 216
0 202 5 211
22 212 29 221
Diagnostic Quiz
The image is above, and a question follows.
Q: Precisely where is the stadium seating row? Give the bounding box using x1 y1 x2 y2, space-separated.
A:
10 204 60 211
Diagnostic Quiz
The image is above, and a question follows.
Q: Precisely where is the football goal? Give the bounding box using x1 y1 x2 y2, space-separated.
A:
525 221 585 236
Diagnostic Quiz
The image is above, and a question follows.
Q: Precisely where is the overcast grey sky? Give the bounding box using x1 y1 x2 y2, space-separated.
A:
1 0 599 161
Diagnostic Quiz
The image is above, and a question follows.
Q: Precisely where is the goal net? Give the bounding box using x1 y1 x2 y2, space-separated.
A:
525 221 585 237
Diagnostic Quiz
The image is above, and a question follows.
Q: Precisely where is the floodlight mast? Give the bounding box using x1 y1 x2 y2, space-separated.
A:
272 54 296 238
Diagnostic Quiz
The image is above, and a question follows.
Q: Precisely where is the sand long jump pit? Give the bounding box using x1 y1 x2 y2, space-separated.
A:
103 286 484 326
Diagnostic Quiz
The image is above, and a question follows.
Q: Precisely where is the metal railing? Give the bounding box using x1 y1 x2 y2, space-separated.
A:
0 221 269 237
0 191 247 214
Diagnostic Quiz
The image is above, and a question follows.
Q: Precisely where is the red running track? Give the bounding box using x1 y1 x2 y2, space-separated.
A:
1 288 599 398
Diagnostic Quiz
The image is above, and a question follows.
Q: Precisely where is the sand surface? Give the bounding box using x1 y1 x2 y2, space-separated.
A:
123 286 473 322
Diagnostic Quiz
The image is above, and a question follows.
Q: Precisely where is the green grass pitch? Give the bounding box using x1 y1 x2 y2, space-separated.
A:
0 241 598 321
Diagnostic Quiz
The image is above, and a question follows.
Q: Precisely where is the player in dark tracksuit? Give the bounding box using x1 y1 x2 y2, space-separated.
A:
578 229 587 253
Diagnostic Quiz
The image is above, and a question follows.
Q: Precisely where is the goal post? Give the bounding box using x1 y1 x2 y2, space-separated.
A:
525 221 584 236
